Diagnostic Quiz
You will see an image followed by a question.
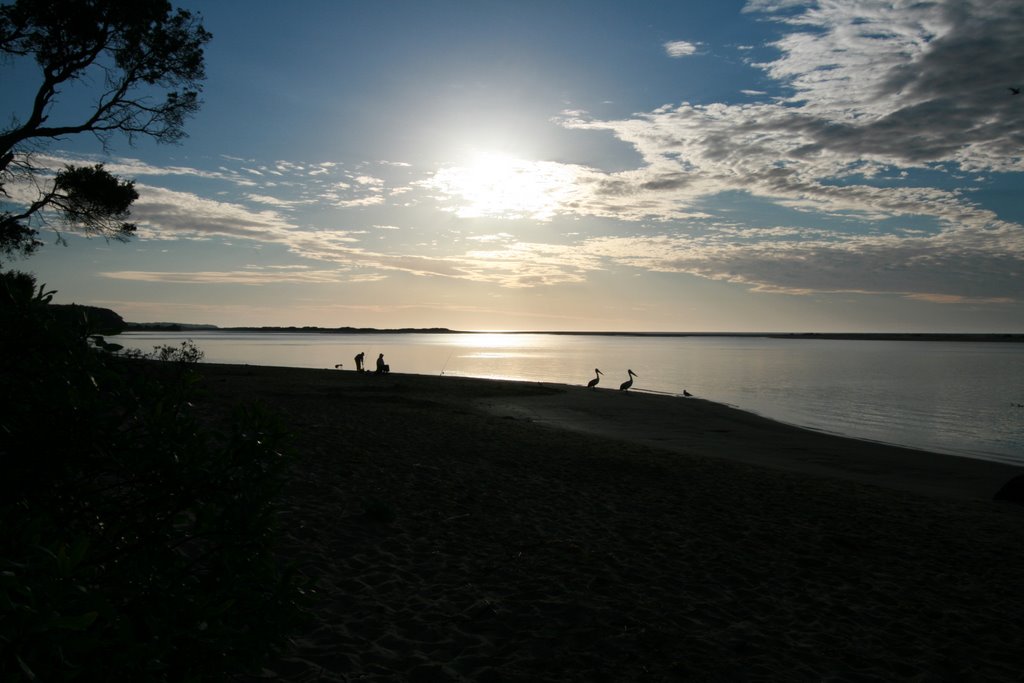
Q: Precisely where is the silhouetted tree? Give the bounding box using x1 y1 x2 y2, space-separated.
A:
0 0 211 260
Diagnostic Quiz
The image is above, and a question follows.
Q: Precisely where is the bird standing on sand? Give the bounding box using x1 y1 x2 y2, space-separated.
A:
587 368 603 388
619 369 637 392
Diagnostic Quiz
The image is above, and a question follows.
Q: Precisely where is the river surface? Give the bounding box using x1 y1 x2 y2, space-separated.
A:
119 331 1024 466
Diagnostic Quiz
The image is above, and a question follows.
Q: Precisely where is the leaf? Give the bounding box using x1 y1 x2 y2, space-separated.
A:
69 537 91 567
16 654 36 680
53 611 99 630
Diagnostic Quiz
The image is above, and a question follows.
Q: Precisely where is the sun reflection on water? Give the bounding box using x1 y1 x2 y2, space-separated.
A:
464 332 528 349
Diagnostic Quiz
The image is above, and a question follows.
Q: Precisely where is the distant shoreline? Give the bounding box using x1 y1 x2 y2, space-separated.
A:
122 324 1024 343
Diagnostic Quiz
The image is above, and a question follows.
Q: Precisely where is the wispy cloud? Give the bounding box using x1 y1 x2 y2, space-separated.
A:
741 0 807 12
28 153 243 185
335 195 386 208
582 225 1023 301
130 185 299 242
100 267 353 285
245 193 311 209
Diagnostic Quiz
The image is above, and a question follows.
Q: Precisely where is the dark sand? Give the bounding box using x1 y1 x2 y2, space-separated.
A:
196 363 1024 682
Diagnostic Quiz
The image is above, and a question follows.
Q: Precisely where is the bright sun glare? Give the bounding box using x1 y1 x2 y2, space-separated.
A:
429 152 577 220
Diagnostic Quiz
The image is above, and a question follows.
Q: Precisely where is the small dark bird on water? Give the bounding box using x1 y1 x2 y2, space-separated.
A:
587 368 603 388
1010 87 1021 95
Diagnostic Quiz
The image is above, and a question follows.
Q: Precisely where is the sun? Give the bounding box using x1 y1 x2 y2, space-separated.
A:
428 152 577 220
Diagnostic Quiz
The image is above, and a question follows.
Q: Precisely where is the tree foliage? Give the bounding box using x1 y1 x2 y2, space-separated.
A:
0 0 210 260
2 163 139 257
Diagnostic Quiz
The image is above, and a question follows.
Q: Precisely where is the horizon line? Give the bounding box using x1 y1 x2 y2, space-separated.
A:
120 323 1024 340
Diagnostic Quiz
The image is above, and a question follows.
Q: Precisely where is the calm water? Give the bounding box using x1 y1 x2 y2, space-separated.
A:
119 331 1024 466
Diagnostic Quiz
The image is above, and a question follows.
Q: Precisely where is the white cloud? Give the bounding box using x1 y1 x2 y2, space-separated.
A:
664 40 699 57
336 195 385 208
467 233 515 243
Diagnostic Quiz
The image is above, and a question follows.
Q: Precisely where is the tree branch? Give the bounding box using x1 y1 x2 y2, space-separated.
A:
0 0 209 257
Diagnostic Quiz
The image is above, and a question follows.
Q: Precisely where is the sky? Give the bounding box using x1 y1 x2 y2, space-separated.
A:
5 0 1024 332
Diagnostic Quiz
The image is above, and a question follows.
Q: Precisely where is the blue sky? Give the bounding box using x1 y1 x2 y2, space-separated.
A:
6 0 1024 331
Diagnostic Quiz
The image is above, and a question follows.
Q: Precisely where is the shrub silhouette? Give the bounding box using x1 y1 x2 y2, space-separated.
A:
0 270 299 681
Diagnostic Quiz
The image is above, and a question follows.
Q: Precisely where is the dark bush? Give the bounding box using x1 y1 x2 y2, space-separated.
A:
0 270 299 681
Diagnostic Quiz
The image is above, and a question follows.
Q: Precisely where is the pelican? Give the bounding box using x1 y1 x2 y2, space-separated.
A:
587 368 603 388
619 369 637 392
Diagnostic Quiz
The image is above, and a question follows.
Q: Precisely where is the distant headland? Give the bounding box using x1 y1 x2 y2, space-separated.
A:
125 322 457 334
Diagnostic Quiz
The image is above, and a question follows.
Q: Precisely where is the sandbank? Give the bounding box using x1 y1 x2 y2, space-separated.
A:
195 363 1024 681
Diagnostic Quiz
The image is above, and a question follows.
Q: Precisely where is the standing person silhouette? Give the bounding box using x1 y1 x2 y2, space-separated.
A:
375 353 389 374
354 351 365 372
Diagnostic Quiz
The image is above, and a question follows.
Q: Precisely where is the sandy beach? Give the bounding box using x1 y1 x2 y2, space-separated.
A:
195 363 1024 682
